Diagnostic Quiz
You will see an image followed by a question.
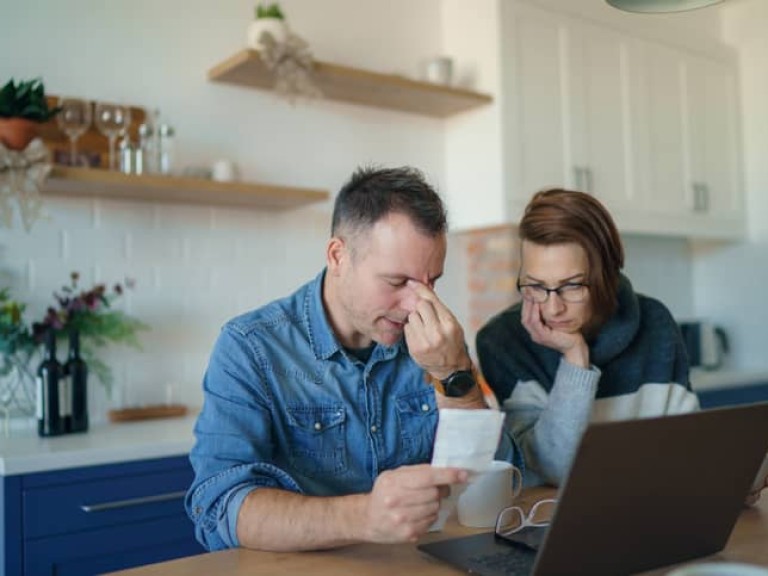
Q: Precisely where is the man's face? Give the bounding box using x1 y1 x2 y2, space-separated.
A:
326 212 446 349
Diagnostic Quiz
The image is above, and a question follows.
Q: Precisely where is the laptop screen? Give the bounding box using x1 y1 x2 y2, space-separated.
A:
419 403 768 576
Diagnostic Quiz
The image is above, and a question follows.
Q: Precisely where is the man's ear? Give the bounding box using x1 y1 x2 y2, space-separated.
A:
326 236 347 276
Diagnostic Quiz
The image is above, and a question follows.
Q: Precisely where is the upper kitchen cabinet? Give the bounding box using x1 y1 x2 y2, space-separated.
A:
631 41 744 238
497 0 744 239
631 40 690 224
503 2 639 219
683 54 744 237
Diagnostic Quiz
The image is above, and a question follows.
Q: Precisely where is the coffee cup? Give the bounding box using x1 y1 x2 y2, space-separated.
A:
457 460 522 528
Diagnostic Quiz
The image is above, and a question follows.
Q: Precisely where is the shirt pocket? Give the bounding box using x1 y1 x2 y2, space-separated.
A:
286 405 347 478
395 388 438 463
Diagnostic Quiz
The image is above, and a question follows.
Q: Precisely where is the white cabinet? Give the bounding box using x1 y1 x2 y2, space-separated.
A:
503 2 639 218
502 2 567 202
566 19 636 215
500 0 744 239
632 40 690 222
683 54 744 236
631 41 744 237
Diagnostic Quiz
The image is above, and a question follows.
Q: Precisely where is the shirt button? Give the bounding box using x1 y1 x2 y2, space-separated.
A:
370 425 377 433
421 403 430 412
314 422 322 431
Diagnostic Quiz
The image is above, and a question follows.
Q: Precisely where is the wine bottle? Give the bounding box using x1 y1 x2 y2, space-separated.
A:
37 329 66 437
66 328 89 433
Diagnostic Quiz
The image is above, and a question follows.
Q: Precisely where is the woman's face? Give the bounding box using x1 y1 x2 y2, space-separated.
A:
519 240 593 335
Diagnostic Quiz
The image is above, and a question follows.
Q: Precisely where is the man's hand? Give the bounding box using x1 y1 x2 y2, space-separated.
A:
521 299 589 368
404 280 471 380
363 464 467 543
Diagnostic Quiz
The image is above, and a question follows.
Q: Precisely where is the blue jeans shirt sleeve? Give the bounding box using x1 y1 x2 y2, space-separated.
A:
186 326 304 551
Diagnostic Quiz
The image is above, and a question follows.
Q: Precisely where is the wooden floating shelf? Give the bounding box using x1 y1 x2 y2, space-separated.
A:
208 49 493 118
43 166 329 210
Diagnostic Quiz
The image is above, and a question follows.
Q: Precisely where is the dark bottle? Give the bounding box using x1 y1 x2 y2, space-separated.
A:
66 328 89 433
37 329 66 437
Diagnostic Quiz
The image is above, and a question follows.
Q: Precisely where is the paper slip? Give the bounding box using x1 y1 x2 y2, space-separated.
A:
429 408 506 531
431 408 505 471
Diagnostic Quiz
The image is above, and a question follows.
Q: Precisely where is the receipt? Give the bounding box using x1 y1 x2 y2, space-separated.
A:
429 408 505 531
431 408 505 472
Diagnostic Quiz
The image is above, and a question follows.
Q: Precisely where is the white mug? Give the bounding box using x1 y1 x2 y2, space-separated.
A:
212 159 238 182
457 460 522 528
424 56 454 85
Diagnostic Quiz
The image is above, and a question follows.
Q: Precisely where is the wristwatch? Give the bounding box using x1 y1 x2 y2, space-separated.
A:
440 369 477 398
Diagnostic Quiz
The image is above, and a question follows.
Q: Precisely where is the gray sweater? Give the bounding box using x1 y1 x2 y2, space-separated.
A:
476 275 699 486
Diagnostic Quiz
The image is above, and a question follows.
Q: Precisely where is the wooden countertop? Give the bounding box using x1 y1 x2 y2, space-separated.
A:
107 489 768 575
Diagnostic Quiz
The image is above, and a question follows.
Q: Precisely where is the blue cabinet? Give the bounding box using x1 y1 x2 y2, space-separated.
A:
1 455 205 576
698 383 768 409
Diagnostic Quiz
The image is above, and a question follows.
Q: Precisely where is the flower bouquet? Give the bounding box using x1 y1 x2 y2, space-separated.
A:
0 272 148 417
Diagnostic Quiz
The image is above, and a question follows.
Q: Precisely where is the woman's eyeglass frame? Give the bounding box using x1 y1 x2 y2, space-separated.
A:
516 280 590 304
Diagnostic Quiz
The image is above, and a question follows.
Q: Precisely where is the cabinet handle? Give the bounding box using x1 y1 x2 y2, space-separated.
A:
585 167 594 194
692 183 701 212
80 490 186 513
573 166 583 190
701 184 710 212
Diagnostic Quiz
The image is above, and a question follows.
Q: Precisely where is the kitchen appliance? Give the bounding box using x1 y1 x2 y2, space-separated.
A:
678 321 730 370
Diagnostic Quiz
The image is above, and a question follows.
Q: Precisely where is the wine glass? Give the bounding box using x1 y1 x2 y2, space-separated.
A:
94 102 131 170
56 98 92 167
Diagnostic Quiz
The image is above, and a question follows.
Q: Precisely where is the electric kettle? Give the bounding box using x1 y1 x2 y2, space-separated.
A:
678 321 730 370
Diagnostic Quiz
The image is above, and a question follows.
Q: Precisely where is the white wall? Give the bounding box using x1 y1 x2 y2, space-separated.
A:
0 0 450 420
623 235 694 319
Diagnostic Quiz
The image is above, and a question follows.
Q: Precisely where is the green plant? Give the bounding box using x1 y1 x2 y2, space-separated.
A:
0 289 35 377
0 78 61 122
255 2 285 19
1 272 149 393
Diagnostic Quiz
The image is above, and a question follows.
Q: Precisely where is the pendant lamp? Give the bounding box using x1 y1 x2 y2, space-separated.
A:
605 0 723 13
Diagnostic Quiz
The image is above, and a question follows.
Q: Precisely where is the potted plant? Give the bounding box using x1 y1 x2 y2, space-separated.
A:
247 2 290 50
0 78 60 151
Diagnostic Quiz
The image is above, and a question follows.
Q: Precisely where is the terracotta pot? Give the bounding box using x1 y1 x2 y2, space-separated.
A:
0 117 40 151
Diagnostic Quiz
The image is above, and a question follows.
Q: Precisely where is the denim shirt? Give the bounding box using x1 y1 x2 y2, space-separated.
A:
186 270 519 551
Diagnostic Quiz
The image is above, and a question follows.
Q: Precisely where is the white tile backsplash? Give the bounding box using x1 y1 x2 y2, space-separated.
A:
1 193 331 422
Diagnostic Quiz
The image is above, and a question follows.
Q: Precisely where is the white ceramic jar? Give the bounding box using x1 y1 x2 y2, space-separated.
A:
247 18 289 50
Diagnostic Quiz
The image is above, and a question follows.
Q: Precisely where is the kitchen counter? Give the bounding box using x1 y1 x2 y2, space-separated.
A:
689 368 768 392
0 412 197 476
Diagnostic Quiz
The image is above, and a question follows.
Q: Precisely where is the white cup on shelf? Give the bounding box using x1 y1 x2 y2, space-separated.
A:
424 56 454 85
212 159 239 182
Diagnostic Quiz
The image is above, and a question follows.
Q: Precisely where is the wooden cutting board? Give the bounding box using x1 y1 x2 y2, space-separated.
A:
108 404 188 423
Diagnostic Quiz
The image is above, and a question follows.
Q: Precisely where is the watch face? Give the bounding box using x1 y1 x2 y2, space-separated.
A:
443 370 476 398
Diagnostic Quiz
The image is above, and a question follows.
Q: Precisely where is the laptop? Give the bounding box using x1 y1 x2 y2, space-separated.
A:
418 402 768 576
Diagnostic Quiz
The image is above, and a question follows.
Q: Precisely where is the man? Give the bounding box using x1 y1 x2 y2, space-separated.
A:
186 166 518 552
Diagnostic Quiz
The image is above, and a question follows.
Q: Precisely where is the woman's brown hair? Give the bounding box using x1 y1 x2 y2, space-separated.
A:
518 189 625 329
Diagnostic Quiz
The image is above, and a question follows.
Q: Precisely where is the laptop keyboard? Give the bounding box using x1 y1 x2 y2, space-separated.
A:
468 548 536 575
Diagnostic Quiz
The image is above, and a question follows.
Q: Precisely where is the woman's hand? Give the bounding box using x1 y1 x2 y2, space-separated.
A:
521 299 590 368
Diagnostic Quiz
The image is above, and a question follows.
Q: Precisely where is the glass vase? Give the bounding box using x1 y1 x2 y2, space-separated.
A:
0 352 38 426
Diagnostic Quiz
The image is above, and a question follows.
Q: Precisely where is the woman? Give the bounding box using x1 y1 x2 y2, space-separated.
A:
476 189 699 486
